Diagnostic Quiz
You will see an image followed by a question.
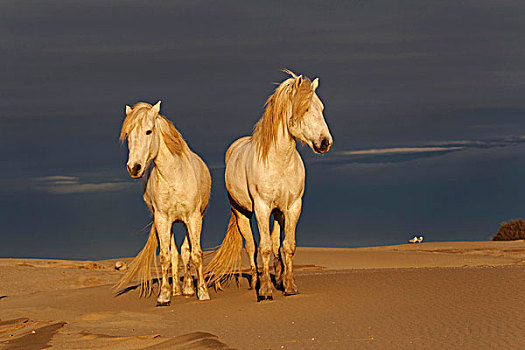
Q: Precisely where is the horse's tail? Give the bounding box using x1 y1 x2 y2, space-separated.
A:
204 212 243 290
113 222 159 297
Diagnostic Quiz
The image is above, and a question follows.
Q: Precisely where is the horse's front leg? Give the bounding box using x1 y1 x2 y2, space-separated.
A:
271 211 284 289
254 200 273 300
282 199 301 295
154 215 172 306
180 235 194 296
170 233 182 296
185 212 209 300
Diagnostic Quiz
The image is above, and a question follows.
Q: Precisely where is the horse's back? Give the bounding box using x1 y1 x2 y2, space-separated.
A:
225 136 251 164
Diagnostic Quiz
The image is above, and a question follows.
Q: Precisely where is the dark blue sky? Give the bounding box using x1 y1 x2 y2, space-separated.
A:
1 1 524 259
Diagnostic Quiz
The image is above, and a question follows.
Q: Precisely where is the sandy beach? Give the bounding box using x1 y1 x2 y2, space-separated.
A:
1 241 524 349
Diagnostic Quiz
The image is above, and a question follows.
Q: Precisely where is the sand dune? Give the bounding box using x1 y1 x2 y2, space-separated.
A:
1 241 524 349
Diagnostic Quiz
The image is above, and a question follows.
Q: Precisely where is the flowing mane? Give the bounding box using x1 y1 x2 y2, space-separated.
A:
252 70 314 160
156 115 188 156
120 102 188 156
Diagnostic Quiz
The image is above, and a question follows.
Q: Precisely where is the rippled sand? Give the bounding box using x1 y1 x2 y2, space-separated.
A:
1 241 524 349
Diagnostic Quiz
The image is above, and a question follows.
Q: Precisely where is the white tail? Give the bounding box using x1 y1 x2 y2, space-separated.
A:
113 222 159 297
204 212 244 290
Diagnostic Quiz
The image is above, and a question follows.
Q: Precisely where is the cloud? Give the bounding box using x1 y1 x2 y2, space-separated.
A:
310 135 525 166
431 136 525 148
33 175 133 195
342 146 463 156
38 181 133 194
35 175 78 182
0 171 135 195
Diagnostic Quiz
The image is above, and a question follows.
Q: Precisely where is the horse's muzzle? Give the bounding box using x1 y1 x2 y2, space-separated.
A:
127 163 142 178
314 137 332 154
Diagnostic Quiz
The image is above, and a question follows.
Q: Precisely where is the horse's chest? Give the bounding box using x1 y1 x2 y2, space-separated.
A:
255 168 304 207
146 181 194 216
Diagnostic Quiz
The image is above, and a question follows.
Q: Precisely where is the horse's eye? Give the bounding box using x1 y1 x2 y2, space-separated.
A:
146 130 152 135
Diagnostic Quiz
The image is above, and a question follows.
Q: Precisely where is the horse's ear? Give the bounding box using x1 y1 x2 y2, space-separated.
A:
312 78 319 91
125 105 132 115
296 75 303 87
152 100 161 115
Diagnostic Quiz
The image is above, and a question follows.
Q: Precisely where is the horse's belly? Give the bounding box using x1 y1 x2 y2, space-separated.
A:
226 170 252 212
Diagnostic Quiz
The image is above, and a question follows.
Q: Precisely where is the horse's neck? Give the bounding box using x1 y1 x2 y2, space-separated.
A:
267 122 297 162
153 140 187 181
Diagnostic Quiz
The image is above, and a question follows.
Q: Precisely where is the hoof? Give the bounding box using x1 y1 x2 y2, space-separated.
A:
257 294 273 302
156 301 171 307
198 290 210 301
173 284 182 296
182 279 195 296
283 277 298 295
259 280 273 301
274 280 284 291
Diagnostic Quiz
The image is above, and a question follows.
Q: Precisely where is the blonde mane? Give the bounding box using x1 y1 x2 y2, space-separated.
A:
120 102 187 156
252 70 314 160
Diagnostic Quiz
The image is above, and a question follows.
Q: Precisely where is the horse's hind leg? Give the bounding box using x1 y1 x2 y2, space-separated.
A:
233 207 257 290
180 235 195 296
185 212 210 300
282 200 301 296
154 215 172 306
271 212 284 289
170 234 182 296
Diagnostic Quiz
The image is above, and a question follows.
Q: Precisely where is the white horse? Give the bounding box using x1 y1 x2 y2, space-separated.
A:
206 70 333 300
115 101 211 306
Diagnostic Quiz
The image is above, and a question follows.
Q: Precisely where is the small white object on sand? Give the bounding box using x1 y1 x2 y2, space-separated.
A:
114 261 128 271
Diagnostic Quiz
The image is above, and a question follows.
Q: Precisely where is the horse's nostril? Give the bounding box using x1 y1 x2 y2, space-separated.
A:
127 163 142 176
320 138 330 150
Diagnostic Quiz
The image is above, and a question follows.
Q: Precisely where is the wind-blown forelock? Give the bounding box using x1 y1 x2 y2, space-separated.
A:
119 102 151 143
252 71 314 160
119 102 187 156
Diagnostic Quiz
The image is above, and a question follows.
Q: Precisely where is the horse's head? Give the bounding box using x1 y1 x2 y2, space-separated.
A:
287 75 333 154
121 101 162 178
